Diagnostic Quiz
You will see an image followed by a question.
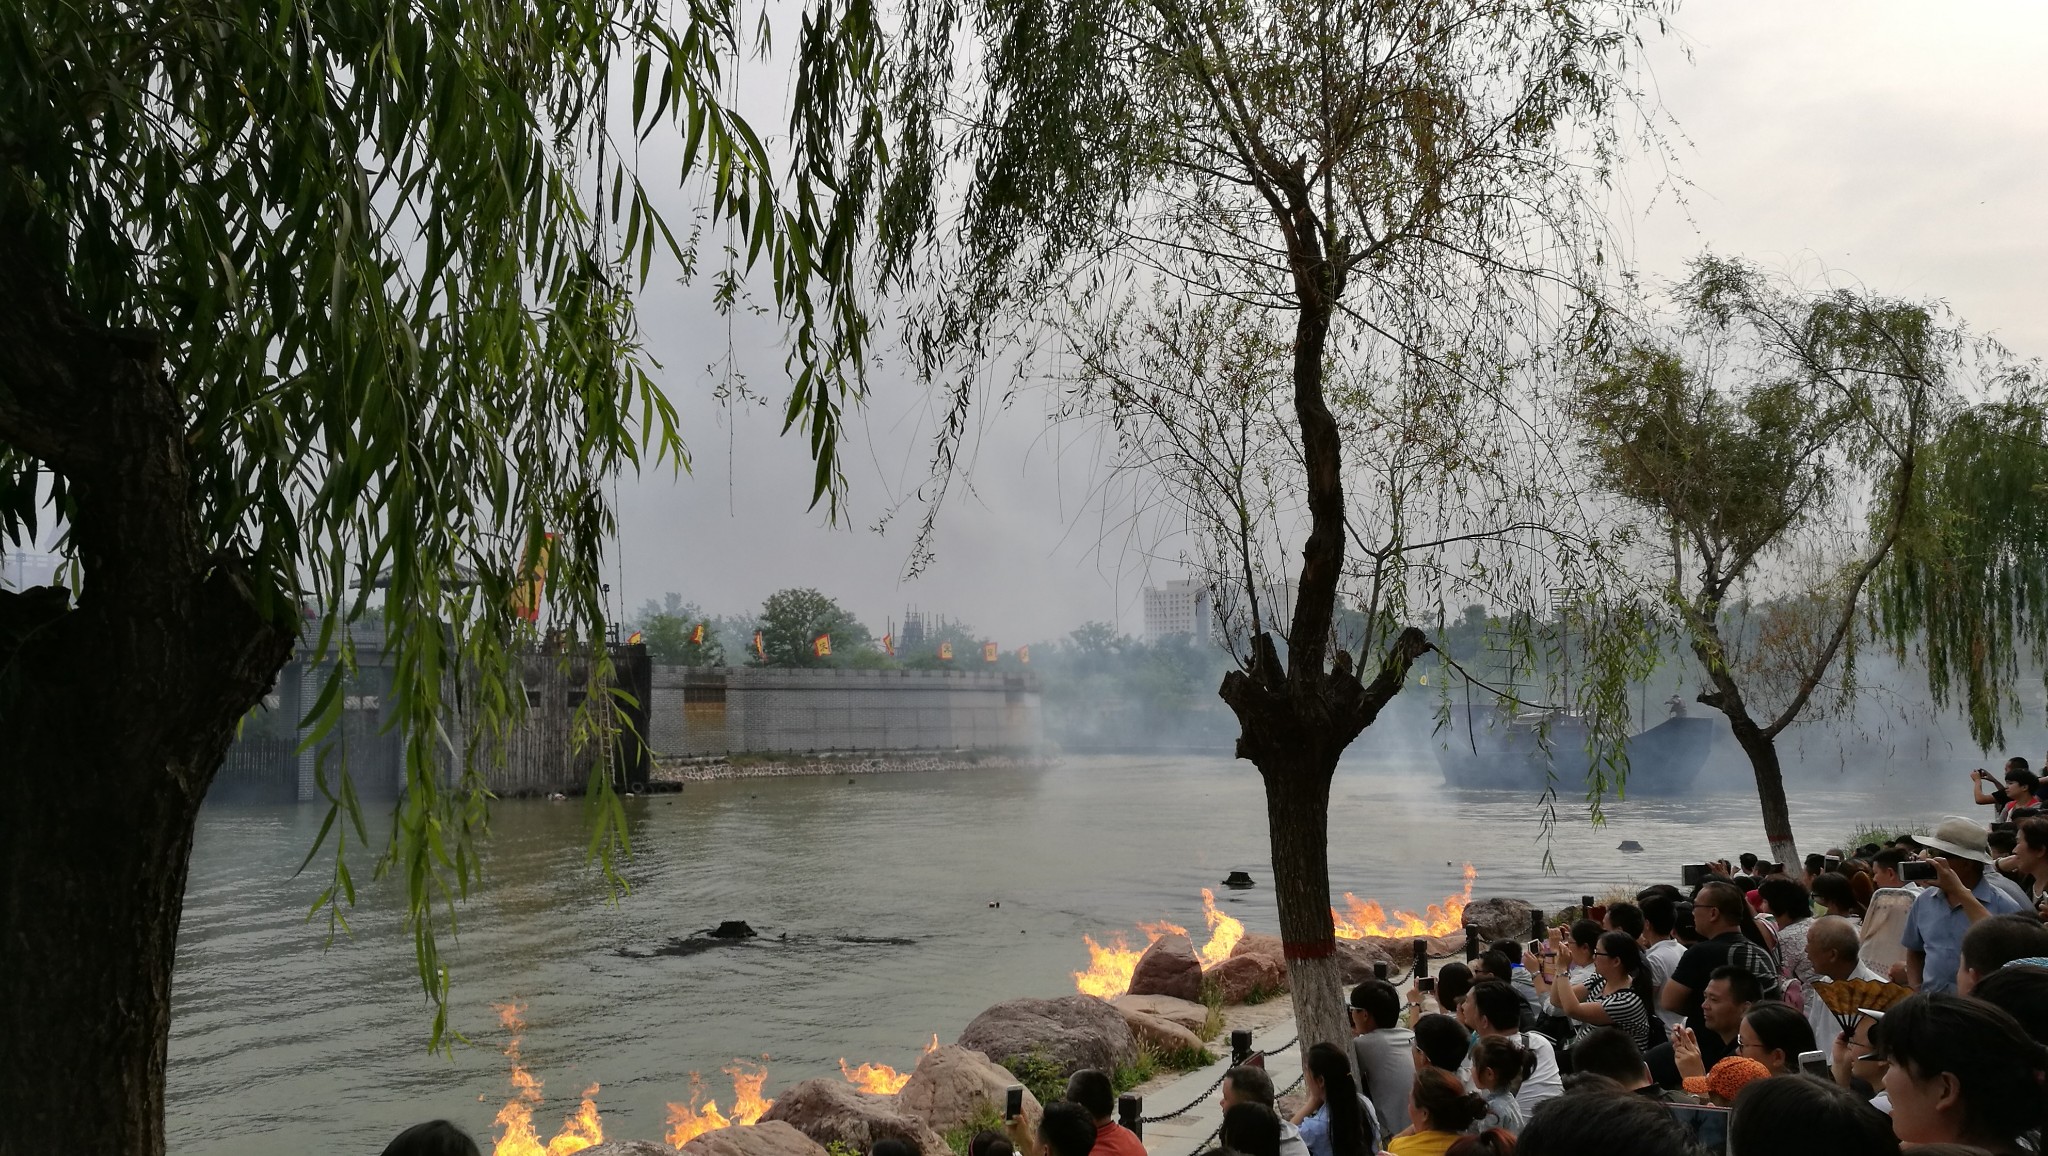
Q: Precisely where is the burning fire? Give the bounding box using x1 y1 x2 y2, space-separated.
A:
838 1035 942 1095
1332 864 1476 940
1073 891 1248 998
664 1063 776 1147
492 1003 606 1156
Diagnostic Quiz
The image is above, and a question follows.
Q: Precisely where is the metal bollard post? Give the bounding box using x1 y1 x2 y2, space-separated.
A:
1412 939 1429 977
1119 1094 1143 1140
1230 1028 1253 1067
1373 960 1389 980
1464 925 1480 961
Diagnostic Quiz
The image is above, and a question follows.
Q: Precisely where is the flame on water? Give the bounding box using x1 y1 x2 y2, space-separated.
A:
1332 864 1477 940
492 1003 606 1156
1073 893 1249 997
1197 888 1244 966
664 1063 775 1148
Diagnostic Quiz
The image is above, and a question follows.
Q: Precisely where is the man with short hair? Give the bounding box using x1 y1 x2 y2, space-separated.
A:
1638 894 1686 1030
1646 967 1756 1089
1958 912 2048 995
1457 980 1563 1112
1216 1066 1308 1156
1008 1101 1099 1156
1346 979 1413 1139
1871 848 1921 894
1603 902 1644 941
1569 1025 1664 1100
1903 817 2025 993
1473 950 1539 1029
1801 915 1880 1048
1660 882 1779 1031
1064 1070 1145 1156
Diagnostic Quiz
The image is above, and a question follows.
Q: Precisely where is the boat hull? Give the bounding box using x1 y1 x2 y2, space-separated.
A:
1434 710 1716 795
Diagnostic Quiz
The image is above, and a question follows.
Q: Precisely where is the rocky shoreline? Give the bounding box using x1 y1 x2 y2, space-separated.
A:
650 751 1057 784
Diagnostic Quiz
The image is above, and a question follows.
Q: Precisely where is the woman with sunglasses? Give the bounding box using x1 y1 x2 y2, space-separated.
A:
1525 930 1656 1049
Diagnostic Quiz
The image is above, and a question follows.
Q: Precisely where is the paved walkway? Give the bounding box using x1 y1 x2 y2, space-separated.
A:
1131 1013 1305 1156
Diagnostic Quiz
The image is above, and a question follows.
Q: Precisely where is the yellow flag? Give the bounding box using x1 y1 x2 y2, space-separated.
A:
813 633 832 657
1017 645 1030 665
509 532 553 623
882 633 895 657
938 640 953 661
982 642 998 663
753 630 765 660
690 622 706 645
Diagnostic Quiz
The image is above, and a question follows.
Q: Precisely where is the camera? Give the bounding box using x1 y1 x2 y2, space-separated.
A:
1682 863 1709 887
1900 860 1939 883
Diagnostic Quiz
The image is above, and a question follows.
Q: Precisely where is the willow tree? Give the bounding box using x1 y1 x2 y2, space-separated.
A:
1579 256 1974 866
846 0 1666 1054
0 3 883 1153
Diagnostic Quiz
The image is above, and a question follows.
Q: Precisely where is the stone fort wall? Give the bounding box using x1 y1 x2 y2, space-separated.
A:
648 666 1042 757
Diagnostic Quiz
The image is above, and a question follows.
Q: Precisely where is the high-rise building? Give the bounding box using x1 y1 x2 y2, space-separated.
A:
1143 579 1214 641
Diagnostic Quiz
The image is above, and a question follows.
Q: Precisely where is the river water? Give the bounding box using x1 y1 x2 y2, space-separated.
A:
168 752 1957 1154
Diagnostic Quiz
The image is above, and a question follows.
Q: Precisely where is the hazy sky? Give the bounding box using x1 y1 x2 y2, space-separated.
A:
610 2 2048 643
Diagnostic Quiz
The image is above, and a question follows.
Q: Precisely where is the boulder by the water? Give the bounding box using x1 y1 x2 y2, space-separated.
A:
1127 933 1203 1002
1223 871 1256 889
1205 952 1287 1004
1619 840 1643 853
679 1122 828 1156
1112 994 1213 1037
956 996 1140 1075
898 1045 1044 1137
1335 939 1395 984
1113 1004 1209 1057
1460 897 1535 943
759 1079 949 1156
1229 933 1284 963
586 1142 688 1156
709 921 758 940
1359 932 1465 969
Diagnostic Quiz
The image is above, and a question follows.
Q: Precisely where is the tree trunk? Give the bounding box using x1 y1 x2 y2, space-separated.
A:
1261 752 1351 1059
0 233 297 1156
1727 712 1800 869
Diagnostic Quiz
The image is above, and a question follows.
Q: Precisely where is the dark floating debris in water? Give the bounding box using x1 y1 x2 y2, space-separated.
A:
831 933 917 946
1618 840 1644 853
1223 870 1256 890
709 920 759 939
988 900 1000 908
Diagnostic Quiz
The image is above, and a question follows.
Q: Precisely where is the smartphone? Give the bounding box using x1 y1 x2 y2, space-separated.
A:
1681 863 1708 886
1799 1050 1829 1079
1418 976 1436 994
1005 1084 1024 1120
1900 860 1939 882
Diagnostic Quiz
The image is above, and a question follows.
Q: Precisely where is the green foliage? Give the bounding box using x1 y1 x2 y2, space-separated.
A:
1198 982 1226 1041
1844 821 1929 851
1 0 891 1051
756 587 874 667
1112 1049 1158 1091
943 1106 1006 1156
1002 1051 1067 1108
1875 396 2048 748
1150 1043 1217 1072
633 595 727 667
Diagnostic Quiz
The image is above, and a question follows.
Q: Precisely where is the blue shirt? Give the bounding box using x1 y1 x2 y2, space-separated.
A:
1297 1093 1380 1156
1900 873 2024 994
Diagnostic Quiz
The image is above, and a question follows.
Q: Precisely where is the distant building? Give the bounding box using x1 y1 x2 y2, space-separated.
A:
1 551 63 591
1143 579 1215 641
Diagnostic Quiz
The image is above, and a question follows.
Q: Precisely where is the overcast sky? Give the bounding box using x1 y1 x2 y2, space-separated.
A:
609 1 2048 644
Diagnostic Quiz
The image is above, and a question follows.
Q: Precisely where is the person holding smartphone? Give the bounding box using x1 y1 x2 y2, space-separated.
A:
1524 930 1657 1050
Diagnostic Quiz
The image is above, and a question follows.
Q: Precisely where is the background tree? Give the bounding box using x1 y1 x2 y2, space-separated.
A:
1579 255 1979 865
0 2 885 1152
633 594 728 667
755 587 874 667
847 0 1665 1054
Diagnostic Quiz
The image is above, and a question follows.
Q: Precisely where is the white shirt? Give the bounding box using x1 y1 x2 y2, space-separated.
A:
1278 1119 1311 1156
1646 938 1686 1027
1803 961 1881 1052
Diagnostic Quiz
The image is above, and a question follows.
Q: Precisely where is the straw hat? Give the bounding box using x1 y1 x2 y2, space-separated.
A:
1682 1056 1771 1101
1917 816 1994 864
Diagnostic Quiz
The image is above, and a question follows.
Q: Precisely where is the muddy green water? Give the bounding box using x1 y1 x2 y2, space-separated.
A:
168 753 1952 1154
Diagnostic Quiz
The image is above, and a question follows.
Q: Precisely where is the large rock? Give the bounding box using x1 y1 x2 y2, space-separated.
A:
586 1143 687 1156
1360 932 1465 970
956 996 1140 1075
1230 934 1285 964
1112 994 1214 1037
1463 897 1537 943
679 1122 829 1156
1127 933 1203 1002
760 1079 950 1156
899 1045 1044 1137
1335 939 1394 984
1206 953 1287 1005
1113 1005 1209 1057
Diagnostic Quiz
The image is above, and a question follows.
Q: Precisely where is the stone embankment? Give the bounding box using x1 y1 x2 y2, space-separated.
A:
651 751 1055 785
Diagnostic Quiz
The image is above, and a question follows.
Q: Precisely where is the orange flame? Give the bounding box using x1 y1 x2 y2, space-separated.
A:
1197 888 1244 966
840 1059 912 1094
665 1063 775 1147
926 1034 941 1054
1073 892 1250 997
492 1003 606 1156
1332 864 1476 940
